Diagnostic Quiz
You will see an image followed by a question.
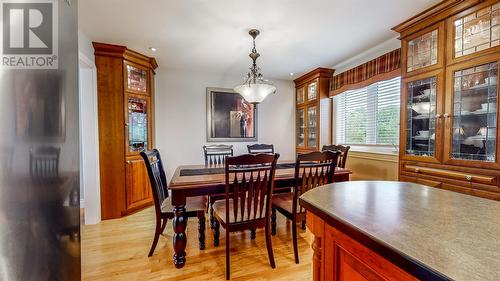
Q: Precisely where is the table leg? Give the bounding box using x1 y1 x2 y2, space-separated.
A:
173 204 187 268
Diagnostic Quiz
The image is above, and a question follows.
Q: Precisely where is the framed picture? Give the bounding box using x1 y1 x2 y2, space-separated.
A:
206 87 257 142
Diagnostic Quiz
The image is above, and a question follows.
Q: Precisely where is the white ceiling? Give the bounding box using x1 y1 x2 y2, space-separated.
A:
79 0 440 80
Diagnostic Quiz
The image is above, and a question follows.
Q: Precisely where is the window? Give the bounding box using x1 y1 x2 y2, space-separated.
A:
333 76 401 146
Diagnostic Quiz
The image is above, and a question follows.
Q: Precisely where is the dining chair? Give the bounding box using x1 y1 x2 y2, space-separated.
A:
247 143 274 154
322 144 350 168
140 149 208 256
212 153 279 280
203 144 234 229
29 146 60 180
203 144 234 166
271 150 340 264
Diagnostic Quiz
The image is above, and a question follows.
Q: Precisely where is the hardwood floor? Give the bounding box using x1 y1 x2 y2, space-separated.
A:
82 207 313 280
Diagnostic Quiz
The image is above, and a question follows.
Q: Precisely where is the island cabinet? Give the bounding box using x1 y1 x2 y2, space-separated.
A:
94 42 158 219
300 181 500 281
294 68 334 154
393 0 500 200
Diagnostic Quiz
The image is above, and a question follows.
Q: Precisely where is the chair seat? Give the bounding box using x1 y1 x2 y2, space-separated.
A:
161 195 208 214
213 199 267 224
272 192 294 214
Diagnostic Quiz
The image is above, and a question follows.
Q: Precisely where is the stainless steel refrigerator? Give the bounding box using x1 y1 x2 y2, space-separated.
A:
0 0 80 280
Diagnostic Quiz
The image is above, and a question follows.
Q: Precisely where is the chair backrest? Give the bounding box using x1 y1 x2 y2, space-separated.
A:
29 146 60 180
247 144 274 154
293 150 341 214
203 144 233 166
322 144 350 168
224 153 279 224
140 149 169 216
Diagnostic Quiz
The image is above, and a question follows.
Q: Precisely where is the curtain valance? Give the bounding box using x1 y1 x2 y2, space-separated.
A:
330 48 401 96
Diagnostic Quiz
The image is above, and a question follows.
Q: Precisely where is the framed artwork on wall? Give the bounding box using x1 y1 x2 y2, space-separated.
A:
206 87 257 142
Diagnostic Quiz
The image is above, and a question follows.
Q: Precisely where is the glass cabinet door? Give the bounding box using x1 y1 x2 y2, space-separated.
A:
297 108 305 147
453 3 500 59
297 87 305 105
307 106 317 148
307 81 317 101
451 62 498 162
127 96 149 153
407 30 438 72
126 65 148 93
405 77 438 157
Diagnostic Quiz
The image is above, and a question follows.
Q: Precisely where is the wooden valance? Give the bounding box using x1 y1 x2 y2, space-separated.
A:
329 48 401 96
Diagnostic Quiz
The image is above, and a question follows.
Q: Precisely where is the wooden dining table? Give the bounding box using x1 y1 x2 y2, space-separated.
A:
168 161 352 268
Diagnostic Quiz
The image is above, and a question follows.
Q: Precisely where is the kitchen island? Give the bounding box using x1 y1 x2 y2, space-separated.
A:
299 181 500 281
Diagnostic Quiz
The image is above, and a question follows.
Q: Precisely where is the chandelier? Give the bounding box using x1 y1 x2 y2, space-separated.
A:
234 29 276 104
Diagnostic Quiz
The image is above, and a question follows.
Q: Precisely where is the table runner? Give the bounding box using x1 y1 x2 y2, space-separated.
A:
179 163 296 176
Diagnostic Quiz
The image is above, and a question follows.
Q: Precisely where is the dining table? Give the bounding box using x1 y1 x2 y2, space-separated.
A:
168 161 352 268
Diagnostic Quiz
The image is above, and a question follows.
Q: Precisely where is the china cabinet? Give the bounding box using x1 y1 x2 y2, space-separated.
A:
93 42 158 219
294 68 334 153
394 0 500 201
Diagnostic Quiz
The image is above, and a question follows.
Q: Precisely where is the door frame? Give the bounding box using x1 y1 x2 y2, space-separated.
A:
79 51 102 225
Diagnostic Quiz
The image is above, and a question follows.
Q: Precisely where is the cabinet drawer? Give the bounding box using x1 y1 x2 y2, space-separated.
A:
400 175 441 188
403 165 497 185
441 183 500 201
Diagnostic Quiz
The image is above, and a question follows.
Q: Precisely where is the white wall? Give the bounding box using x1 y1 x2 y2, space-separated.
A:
154 68 295 179
333 37 401 74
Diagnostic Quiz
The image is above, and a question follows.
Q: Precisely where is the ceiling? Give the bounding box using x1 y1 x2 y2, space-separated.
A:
79 0 440 80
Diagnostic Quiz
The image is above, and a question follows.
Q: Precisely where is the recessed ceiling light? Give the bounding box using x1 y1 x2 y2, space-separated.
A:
290 73 294 76
149 47 157 52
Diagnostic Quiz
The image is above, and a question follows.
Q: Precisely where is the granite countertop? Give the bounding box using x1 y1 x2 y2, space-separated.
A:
299 181 500 281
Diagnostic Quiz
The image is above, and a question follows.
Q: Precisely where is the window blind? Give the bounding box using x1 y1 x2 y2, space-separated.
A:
333 76 401 145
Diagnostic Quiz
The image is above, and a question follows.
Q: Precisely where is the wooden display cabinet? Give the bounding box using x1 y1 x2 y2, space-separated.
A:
394 0 500 201
294 68 334 153
94 42 158 219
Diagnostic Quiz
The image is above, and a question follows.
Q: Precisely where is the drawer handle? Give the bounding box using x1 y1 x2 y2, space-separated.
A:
465 175 473 181
414 168 420 173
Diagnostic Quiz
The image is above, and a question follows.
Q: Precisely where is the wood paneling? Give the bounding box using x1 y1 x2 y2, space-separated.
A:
95 55 127 219
307 212 418 281
94 42 157 219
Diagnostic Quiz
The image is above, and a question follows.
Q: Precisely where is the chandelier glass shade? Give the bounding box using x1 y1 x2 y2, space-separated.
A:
234 29 276 104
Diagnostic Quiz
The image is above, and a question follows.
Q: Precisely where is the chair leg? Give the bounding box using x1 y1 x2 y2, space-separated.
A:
265 220 276 269
210 204 215 229
214 219 220 247
271 207 277 236
160 218 168 234
301 218 306 230
292 219 299 264
198 214 206 250
225 229 230 280
148 217 162 257
250 228 256 240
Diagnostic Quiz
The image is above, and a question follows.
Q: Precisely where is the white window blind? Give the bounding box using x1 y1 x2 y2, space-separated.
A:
333 76 401 145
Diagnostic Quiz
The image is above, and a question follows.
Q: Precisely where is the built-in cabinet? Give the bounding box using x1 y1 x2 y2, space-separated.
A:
93 42 158 219
294 68 334 153
394 0 500 200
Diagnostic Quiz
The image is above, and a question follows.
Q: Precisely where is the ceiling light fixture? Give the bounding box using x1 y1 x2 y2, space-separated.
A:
149 47 157 52
234 29 276 104
290 73 294 76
